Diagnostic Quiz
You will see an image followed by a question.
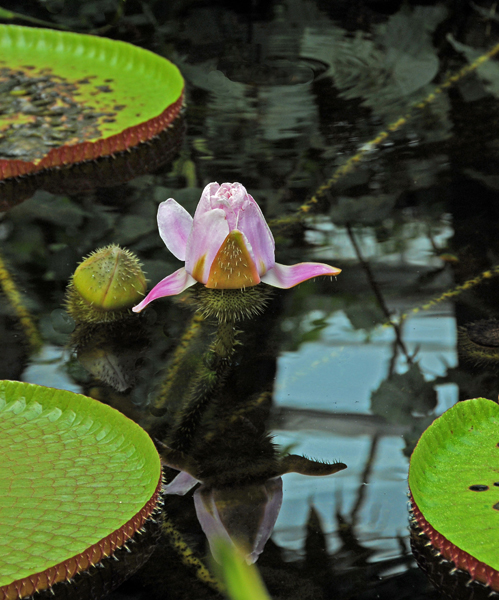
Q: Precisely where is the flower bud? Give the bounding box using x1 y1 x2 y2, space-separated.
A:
66 245 146 324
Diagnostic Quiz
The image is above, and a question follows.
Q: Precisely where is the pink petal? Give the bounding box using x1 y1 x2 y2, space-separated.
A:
185 208 230 283
157 199 193 261
162 471 200 496
194 482 282 565
193 182 221 220
193 487 233 561
209 182 238 230
217 182 249 221
132 267 197 312
236 199 275 275
248 477 283 564
196 183 251 231
261 261 342 289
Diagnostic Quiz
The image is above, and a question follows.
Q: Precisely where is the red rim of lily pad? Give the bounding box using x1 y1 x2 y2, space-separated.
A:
0 25 184 180
0 380 162 599
410 496 499 592
408 397 499 592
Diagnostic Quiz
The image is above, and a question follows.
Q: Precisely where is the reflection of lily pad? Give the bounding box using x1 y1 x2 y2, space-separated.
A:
0 380 162 599
409 398 499 596
0 25 184 179
0 116 185 212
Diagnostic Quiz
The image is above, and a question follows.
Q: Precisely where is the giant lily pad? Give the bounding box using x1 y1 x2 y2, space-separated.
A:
0 25 184 179
0 380 162 599
409 398 499 597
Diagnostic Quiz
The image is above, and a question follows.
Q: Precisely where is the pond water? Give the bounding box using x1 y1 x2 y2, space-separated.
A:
3 0 499 599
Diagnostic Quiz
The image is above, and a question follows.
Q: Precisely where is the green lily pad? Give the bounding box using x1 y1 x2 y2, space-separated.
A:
0 25 184 179
409 397 499 590
0 380 161 599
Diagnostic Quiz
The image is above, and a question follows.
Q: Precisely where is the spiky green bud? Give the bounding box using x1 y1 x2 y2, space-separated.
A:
65 244 146 324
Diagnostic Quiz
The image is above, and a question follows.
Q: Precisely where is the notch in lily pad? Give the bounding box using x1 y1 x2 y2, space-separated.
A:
409 397 499 598
0 24 184 180
0 380 162 599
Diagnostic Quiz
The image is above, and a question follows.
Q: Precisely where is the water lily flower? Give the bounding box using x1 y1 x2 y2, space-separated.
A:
133 182 341 312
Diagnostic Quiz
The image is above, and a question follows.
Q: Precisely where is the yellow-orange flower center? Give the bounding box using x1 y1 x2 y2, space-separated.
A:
206 231 260 289
192 253 206 282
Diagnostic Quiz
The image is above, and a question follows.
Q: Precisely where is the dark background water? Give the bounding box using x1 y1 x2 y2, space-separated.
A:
3 0 499 598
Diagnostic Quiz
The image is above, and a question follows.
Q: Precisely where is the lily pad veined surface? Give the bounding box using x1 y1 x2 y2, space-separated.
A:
0 380 162 599
0 25 184 179
409 398 499 589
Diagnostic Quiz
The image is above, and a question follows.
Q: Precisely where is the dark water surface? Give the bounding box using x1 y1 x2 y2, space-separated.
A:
3 1 499 598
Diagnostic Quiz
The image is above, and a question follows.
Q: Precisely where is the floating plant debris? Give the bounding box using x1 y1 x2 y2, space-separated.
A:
409 397 499 598
0 380 162 599
0 25 184 179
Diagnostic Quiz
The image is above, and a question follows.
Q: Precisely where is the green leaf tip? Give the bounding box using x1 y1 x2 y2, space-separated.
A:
211 538 271 600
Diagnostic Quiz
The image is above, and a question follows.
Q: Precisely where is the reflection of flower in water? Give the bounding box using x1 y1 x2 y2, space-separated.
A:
133 182 340 312
165 472 282 564
161 448 346 564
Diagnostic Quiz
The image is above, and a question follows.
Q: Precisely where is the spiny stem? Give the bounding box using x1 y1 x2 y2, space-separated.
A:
203 390 271 443
167 316 239 453
0 251 42 354
210 318 238 360
162 516 223 593
151 312 205 416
